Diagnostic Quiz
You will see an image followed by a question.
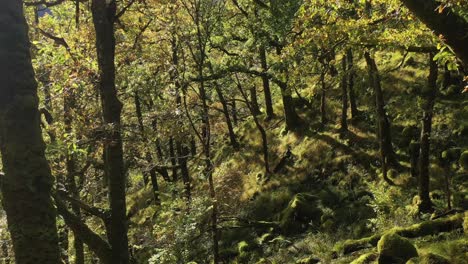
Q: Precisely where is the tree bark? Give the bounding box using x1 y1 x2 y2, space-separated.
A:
91 0 129 263
279 81 302 132
347 48 359 118
169 137 178 181
135 92 161 204
320 71 328 125
340 55 348 133
0 1 60 263
237 79 270 175
259 46 275 120
250 85 261 116
64 88 85 264
418 53 438 213
364 52 399 182
401 0 468 67
54 195 112 264
209 64 239 149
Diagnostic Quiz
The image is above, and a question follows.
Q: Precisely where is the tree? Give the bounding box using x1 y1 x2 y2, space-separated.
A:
418 53 438 213
0 1 59 263
401 0 468 67
91 0 129 262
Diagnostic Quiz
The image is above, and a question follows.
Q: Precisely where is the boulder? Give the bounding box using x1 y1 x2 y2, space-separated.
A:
377 233 418 264
279 193 322 234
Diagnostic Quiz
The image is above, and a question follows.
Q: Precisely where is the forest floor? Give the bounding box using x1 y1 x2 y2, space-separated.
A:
125 52 467 264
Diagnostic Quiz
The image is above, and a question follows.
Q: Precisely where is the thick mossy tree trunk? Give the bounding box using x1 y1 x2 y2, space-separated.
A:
91 1 129 263
418 53 438 213
0 1 60 263
401 0 468 67
364 52 399 183
259 46 275 120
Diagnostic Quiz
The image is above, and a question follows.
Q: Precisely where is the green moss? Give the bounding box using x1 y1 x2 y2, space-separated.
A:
441 148 461 163
406 257 419 264
419 253 450 264
337 234 382 255
402 126 419 142
279 193 322 234
257 233 274 245
296 256 320 264
377 233 418 263
350 252 378 264
459 151 468 170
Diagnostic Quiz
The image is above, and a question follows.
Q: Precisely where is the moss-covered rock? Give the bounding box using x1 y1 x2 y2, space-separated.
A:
377 233 418 264
257 233 274 245
402 126 419 143
441 148 461 163
237 240 259 262
406 257 419 264
419 253 450 264
296 256 320 264
351 252 378 264
459 151 468 170
279 193 322 234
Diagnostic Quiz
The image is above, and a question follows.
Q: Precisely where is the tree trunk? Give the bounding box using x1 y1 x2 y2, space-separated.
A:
340 55 348 133
279 81 301 132
250 85 261 116
210 68 239 149
54 195 112 264
0 1 60 263
169 137 178 181
347 48 359 118
64 89 85 264
320 71 327 125
176 142 191 201
231 99 238 126
401 0 468 67
364 52 399 169
237 80 270 175
91 1 129 263
418 53 438 213
135 93 161 204
259 46 275 120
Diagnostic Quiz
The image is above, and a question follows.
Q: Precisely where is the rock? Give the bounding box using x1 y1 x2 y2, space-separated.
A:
377 233 418 264
459 151 468 170
406 257 419 264
419 253 450 264
441 148 461 163
402 126 419 142
279 193 322 234
351 252 378 264
296 256 320 264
